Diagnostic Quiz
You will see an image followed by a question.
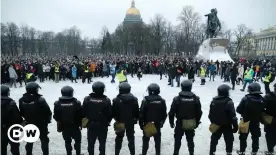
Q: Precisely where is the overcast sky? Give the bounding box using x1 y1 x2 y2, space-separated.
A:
1 0 276 38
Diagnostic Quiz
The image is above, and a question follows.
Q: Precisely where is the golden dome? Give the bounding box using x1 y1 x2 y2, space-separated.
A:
126 8 140 16
126 0 140 16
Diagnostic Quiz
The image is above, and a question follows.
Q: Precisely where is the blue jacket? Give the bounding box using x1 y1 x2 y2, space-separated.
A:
110 65 116 75
72 66 77 78
209 64 216 72
244 69 254 81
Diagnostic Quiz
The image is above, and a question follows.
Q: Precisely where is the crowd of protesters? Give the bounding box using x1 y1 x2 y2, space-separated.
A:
1 54 276 93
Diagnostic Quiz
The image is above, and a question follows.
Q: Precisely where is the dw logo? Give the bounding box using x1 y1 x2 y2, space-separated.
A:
7 124 40 143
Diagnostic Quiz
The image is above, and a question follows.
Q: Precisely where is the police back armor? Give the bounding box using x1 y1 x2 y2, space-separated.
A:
209 97 233 126
174 93 199 120
82 94 112 127
54 98 82 127
141 95 167 124
19 94 52 124
242 94 265 122
112 94 139 125
1 97 22 129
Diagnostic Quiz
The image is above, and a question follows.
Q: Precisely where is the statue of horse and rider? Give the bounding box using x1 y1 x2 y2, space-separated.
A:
205 8 221 39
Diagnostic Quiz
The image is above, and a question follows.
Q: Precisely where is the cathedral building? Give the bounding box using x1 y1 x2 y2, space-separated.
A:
123 0 142 25
123 0 143 55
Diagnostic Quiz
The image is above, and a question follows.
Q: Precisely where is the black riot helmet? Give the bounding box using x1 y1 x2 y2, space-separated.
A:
217 84 231 97
1 85 10 96
181 80 193 91
92 81 105 95
119 82 131 94
248 82 262 94
147 83 160 95
26 82 41 94
60 86 74 99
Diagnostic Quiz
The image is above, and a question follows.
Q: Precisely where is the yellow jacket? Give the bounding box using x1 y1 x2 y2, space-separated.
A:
264 72 271 83
116 70 127 82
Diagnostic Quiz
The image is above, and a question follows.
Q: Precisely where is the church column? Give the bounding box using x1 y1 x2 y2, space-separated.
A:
271 37 275 50
260 38 263 50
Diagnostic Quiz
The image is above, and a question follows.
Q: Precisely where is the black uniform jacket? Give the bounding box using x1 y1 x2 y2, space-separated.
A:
82 93 112 128
112 93 139 125
19 93 52 125
209 96 237 126
139 95 167 127
236 94 265 122
169 91 202 125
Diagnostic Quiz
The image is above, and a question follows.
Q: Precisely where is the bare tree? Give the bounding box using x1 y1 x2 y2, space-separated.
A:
149 14 167 55
164 22 174 54
7 22 21 56
233 24 252 56
1 23 8 54
177 5 201 54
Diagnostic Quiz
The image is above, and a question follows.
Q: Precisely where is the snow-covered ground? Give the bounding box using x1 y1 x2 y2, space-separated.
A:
8 75 274 155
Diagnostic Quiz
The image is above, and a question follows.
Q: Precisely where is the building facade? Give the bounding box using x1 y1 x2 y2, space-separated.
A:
255 26 276 56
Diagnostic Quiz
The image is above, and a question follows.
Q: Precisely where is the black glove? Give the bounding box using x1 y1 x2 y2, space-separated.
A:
170 123 175 128
232 122 238 133
160 121 164 128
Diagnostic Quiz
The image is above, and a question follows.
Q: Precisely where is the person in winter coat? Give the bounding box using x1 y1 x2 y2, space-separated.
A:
175 64 182 87
240 67 254 92
209 63 216 81
263 83 276 155
112 83 139 155
237 64 244 85
110 62 116 83
230 63 239 90
1 85 23 155
8 65 18 88
224 64 231 82
102 61 108 78
158 63 165 80
54 63 60 83
260 63 265 82
139 83 167 155
37 62 44 82
116 68 127 84
208 84 238 155
263 68 272 94
236 83 265 155
168 64 176 87
90 62 96 78
44 63 51 81
15 63 24 87
137 67 143 81
200 65 206 85
188 66 195 82
43 63 47 81
71 64 77 83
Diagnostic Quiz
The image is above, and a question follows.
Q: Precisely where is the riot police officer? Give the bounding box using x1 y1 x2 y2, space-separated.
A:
169 80 202 155
19 82 52 155
1 85 22 155
208 84 238 155
112 82 139 155
53 86 82 155
82 81 112 155
263 83 276 154
139 83 167 155
236 82 265 155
